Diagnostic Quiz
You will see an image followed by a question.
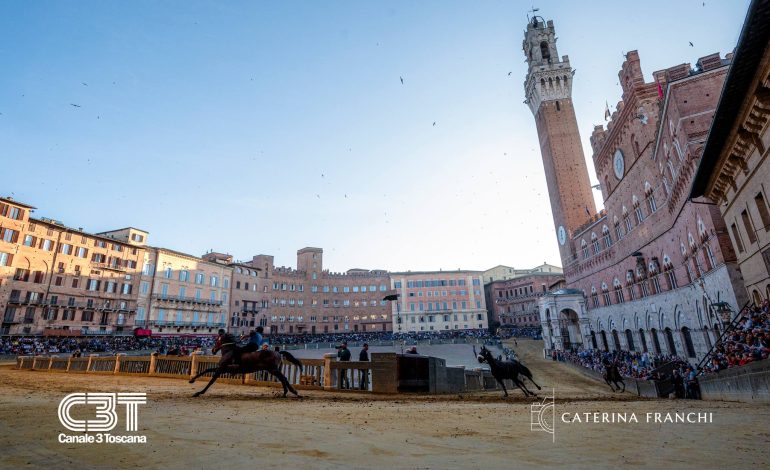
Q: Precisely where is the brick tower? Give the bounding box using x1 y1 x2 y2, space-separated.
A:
523 16 595 264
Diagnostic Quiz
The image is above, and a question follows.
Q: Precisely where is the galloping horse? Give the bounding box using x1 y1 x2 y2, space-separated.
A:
602 361 626 392
189 335 302 398
475 345 542 397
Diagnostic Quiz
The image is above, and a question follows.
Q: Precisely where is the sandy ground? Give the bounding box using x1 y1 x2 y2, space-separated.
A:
0 339 768 469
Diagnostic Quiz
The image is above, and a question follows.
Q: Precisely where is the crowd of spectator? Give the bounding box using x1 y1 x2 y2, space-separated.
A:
0 336 215 356
560 349 687 380
0 329 503 356
497 326 542 340
702 299 770 373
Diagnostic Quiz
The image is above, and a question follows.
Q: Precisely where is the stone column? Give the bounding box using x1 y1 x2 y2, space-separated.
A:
322 353 335 390
370 352 398 394
148 352 158 376
190 351 200 379
114 353 124 374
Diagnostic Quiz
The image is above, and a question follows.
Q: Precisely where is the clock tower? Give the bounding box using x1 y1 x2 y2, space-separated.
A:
523 16 596 265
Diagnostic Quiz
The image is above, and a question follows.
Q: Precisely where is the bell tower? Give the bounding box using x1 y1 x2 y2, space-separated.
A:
523 16 595 265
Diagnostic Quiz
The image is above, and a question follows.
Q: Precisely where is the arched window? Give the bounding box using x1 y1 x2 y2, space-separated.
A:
540 41 550 61
623 206 633 233
590 331 598 349
645 182 657 213
612 329 621 351
664 327 677 355
625 329 635 351
590 286 600 308
582 239 589 259
614 216 623 240
681 327 695 357
601 283 611 306
591 233 600 254
638 329 648 352
633 196 644 224
600 330 609 352
614 280 625 303
602 225 612 248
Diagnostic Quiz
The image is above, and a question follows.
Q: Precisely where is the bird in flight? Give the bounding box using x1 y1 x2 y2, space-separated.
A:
82 82 88 86
507 71 512 76
70 103 82 108
399 76 404 84
689 41 694 47
432 122 436 126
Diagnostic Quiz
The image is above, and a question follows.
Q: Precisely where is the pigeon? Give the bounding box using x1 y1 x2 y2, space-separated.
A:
382 294 399 302
399 76 404 84
70 104 81 108
689 42 694 47
507 71 512 76
82 82 88 86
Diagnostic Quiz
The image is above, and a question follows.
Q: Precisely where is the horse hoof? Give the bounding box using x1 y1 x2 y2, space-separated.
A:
192 393 200 398
188 379 195 384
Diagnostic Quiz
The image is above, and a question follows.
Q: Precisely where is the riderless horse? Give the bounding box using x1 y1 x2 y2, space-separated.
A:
475 345 542 397
189 334 302 398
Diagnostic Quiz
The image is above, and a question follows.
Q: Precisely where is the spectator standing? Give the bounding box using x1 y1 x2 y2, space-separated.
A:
358 343 369 390
337 342 351 389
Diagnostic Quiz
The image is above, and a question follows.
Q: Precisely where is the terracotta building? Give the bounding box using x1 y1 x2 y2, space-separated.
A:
0 197 147 335
692 0 770 306
389 270 488 332
134 248 232 336
524 16 748 361
484 265 564 328
236 248 392 335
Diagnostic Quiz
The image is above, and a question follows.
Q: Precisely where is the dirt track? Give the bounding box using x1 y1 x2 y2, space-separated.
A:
0 339 768 469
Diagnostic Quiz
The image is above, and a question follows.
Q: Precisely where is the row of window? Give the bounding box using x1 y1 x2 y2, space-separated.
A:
307 284 388 293
397 313 484 323
395 279 478 288
136 308 225 325
589 247 718 308
269 314 389 323
730 191 770 253
407 301 481 311
272 298 388 308
142 264 229 288
406 289 480 297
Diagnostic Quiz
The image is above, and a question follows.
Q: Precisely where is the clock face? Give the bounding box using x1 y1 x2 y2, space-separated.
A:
557 225 567 246
613 149 625 180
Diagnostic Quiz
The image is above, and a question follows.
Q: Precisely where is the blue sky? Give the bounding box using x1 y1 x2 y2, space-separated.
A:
0 0 750 272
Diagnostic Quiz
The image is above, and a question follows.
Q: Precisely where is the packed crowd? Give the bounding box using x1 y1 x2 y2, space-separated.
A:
702 299 770 373
1 329 500 356
497 326 542 340
0 336 216 356
560 349 687 380
265 329 494 345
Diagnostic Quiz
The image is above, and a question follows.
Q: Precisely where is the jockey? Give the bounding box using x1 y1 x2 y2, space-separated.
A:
240 327 264 354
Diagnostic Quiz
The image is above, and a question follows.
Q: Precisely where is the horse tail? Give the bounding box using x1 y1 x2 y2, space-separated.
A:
518 363 534 380
279 350 303 368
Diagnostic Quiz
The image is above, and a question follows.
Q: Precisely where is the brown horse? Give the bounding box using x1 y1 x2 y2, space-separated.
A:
189 337 302 397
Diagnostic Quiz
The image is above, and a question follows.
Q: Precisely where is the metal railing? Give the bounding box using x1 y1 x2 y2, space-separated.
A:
695 300 754 374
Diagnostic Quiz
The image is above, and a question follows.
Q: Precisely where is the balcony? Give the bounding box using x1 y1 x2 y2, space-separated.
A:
145 320 226 328
151 294 223 306
90 262 126 272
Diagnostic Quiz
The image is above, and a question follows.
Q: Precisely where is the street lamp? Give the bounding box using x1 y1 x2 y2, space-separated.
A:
711 302 733 327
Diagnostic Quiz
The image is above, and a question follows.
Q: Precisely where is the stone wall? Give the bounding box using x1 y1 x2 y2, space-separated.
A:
699 359 770 403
